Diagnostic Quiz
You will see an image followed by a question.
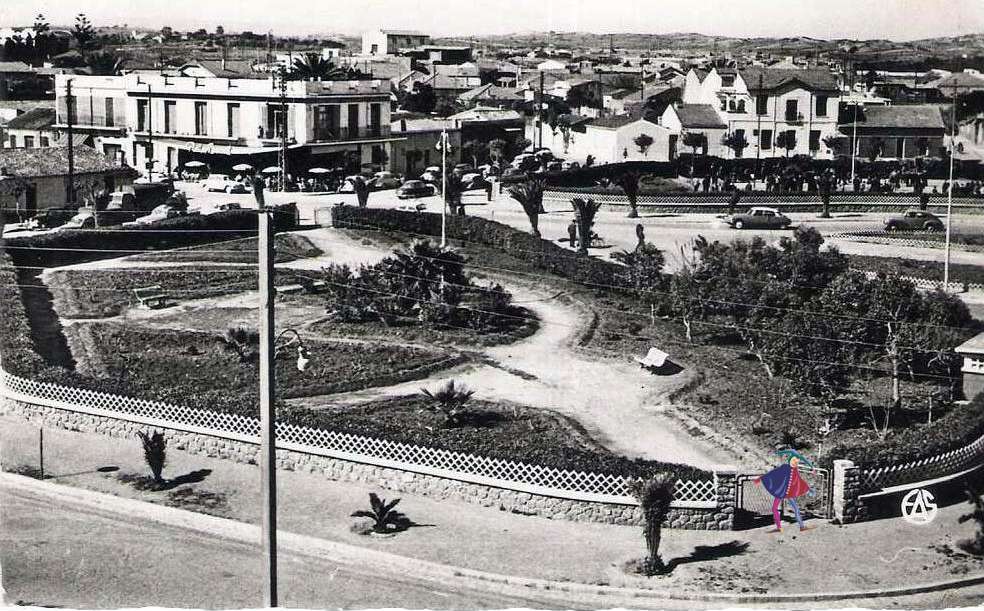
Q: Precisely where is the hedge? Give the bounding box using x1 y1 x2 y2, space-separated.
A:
330 204 626 290
2 208 298 269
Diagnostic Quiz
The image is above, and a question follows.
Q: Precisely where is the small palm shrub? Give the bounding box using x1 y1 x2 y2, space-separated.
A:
216 326 259 364
420 380 475 427
628 473 676 575
351 492 411 534
508 179 547 236
137 430 168 484
571 198 603 256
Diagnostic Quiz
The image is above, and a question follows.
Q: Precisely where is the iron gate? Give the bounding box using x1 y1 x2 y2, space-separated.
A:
736 466 833 529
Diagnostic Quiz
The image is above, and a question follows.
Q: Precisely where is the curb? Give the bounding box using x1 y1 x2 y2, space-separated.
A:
3 471 984 606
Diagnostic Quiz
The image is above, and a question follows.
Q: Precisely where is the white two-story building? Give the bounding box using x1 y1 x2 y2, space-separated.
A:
54 73 400 177
681 66 842 159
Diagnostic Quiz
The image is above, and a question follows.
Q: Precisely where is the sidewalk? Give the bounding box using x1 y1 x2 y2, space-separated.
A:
2 414 983 600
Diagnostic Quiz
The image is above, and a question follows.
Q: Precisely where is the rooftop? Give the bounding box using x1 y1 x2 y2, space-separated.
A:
739 67 839 92
673 103 728 129
448 107 523 123
5 107 56 130
0 61 34 74
0 145 138 178
589 112 652 129
849 105 945 130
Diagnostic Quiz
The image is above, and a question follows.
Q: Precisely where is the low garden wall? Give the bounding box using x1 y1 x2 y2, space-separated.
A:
0 367 736 530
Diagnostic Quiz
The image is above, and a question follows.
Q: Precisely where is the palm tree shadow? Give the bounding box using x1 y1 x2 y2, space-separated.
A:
664 540 751 573
159 469 213 491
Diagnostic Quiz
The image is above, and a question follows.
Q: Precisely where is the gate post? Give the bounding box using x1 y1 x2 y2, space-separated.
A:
714 466 738 530
832 459 864 524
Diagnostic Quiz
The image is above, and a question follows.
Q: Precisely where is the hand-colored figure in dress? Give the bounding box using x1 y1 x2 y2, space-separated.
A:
755 449 817 533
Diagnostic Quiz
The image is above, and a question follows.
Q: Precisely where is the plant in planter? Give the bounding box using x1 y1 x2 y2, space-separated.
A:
420 379 475 427
628 473 676 575
136 429 167 486
351 492 411 535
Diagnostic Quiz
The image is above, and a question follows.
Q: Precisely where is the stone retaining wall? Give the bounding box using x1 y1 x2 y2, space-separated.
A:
0 397 737 530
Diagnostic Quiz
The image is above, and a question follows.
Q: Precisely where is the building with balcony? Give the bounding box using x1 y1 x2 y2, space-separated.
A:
54 73 401 177
682 66 841 158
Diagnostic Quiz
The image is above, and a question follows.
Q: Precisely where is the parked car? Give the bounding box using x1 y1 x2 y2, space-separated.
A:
216 202 242 212
501 167 526 179
397 180 436 199
420 167 442 182
561 161 581 171
121 205 185 228
453 163 474 175
884 209 944 232
370 171 401 190
56 209 96 231
203 174 247 194
723 207 792 230
337 175 366 193
460 173 490 191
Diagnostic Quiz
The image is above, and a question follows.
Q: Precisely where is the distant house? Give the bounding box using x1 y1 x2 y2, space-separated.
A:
2 107 59 149
0 145 137 212
178 59 260 79
0 61 40 100
536 59 567 72
362 30 430 56
321 40 346 60
389 117 460 176
456 84 526 109
837 105 945 159
661 103 729 157
531 113 674 165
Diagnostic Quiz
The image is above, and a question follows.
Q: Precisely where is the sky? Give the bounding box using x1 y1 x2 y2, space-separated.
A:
2 0 983 41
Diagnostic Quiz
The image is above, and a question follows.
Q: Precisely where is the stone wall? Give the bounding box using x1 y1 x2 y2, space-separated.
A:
832 459 867 524
0 397 738 529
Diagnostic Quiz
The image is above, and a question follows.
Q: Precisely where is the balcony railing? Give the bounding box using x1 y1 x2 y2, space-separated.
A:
785 112 805 124
309 125 390 142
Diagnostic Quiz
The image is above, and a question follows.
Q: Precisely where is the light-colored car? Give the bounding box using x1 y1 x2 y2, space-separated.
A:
370 171 401 190
337 175 368 194
56 209 96 231
203 174 247 194
723 207 792 230
397 180 436 199
122 205 185 228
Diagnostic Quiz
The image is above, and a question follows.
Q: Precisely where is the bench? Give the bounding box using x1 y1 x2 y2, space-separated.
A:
634 347 670 370
133 285 169 309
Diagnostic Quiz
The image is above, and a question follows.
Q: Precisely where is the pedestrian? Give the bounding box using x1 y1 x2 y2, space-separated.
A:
567 220 578 249
755 449 816 533
728 188 741 216
485 180 493 202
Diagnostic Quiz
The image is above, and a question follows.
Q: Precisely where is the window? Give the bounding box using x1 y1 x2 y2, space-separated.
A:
370 43 379 55
815 95 828 117
736 99 746 113
370 103 381 136
809 130 821 151
164 101 177 134
40 136 49 147
760 129 772 150
734 128 746 157
721 75 735 87
24 136 34 148
105 98 115 127
137 99 149 132
756 95 768 116
194 102 208 136
227 103 240 138
785 99 799 121
8 135 16 147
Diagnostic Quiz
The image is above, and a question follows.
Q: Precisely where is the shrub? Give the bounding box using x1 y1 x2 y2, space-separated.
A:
419 380 475 427
351 492 411 534
136 429 167 484
628 474 676 575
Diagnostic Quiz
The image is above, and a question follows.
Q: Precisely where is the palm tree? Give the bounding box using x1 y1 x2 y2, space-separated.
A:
616 171 641 218
85 51 124 76
420 380 475 427
289 52 349 80
571 198 602 256
136 430 168 485
628 474 676 575
508 179 546 237
216 326 259 364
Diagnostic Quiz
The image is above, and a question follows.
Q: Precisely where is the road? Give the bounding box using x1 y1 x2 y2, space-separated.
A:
0 488 563 610
174 181 984 274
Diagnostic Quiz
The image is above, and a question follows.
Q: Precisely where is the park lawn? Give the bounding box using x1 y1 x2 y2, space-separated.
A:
46 266 312 319
126 233 323 264
63 323 460 414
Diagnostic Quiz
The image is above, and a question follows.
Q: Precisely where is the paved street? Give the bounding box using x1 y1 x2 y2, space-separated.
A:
0 487 567 610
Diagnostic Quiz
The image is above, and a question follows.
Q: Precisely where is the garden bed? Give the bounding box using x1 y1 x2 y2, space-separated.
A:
850 255 984 286
126 233 322 264
60 323 463 415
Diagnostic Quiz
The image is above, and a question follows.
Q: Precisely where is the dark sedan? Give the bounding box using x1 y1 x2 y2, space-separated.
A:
396 180 436 199
884 209 944 232
723 207 792 230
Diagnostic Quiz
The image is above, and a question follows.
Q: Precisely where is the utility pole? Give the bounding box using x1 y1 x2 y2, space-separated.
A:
440 128 448 247
146 83 154 182
850 102 858 183
258 201 278 608
66 79 75 204
755 74 762 189
944 83 958 289
538 71 544 150
278 69 288 191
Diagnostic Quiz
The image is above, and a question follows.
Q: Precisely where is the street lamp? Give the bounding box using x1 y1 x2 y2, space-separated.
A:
436 129 453 247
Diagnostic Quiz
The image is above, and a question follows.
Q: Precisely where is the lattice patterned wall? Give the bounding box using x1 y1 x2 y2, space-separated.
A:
860 433 984 492
0 368 717 503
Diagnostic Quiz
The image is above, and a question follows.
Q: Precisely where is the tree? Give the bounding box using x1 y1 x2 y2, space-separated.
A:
616 171 641 218
403 83 436 114
33 13 50 35
628 474 676 575
86 51 124 76
216 327 260 364
822 133 847 156
215 25 225 37
419 380 475 427
721 131 749 159
289 53 350 80
571 198 602 256
681 131 707 175
634 133 654 156
867 137 884 162
489 138 509 164
461 139 489 168
73 13 95 55
612 243 665 295
508 179 547 237
775 131 797 157
136 430 167 485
